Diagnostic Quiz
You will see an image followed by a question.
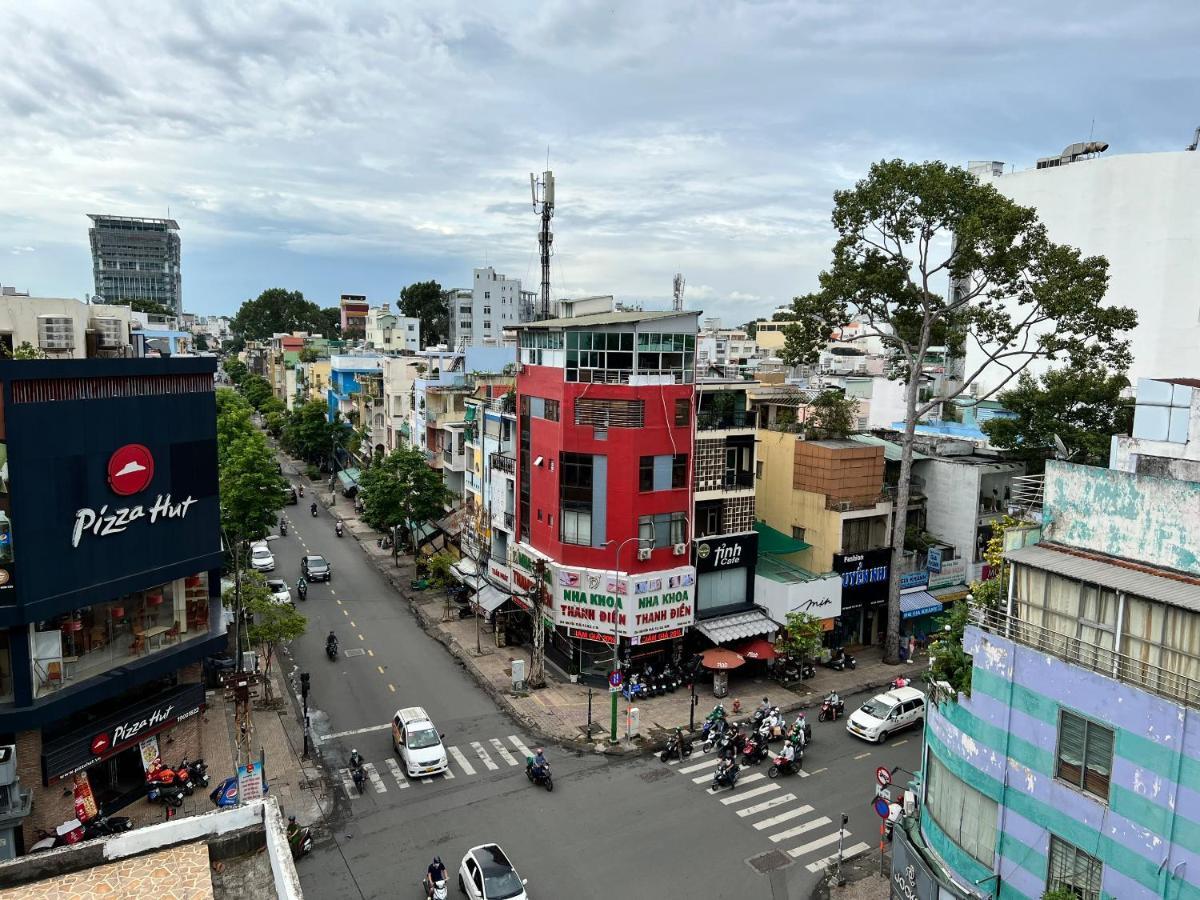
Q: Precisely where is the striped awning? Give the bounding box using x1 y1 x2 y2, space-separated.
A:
900 590 943 620
695 608 779 644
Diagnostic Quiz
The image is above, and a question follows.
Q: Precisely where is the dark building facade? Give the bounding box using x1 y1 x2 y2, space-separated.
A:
0 358 225 853
87 214 182 314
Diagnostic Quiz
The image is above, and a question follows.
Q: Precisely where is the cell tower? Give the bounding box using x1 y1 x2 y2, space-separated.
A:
672 272 685 311
530 170 555 319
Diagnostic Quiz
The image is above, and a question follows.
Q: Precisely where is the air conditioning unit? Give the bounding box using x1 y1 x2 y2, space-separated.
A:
90 317 125 349
672 543 687 556
637 548 652 561
37 315 75 350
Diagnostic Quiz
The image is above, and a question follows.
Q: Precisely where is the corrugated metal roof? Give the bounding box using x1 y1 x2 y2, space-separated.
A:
695 608 780 644
521 310 692 329
1006 544 1200 612
849 434 929 462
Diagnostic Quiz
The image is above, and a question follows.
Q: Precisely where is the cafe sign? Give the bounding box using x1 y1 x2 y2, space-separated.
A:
553 563 696 638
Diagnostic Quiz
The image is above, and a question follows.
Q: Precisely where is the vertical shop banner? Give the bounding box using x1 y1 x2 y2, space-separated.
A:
139 735 160 772
237 761 265 804
72 772 98 822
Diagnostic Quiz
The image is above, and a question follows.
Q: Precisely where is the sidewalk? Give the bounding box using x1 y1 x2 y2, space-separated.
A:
303 462 927 753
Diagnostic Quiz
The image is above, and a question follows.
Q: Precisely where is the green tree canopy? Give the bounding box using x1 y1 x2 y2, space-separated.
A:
7 342 46 360
358 446 453 547
222 358 248 385
782 158 1137 663
216 389 286 542
193 333 209 351
231 288 328 342
222 571 306 679
804 389 858 439
239 374 274 410
774 612 825 662
281 399 341 465
982 366 1132 471
126 298 175 317
399 280 446 346
298 346 320 363
315 307 341 339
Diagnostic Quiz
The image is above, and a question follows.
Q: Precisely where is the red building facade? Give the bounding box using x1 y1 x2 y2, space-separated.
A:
513 310 700 680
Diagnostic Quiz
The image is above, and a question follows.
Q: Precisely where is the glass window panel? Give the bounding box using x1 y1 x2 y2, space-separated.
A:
621 333 633 351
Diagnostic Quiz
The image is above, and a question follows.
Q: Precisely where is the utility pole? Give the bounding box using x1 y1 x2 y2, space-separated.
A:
673 272 685 312
530 170 555 320
529 558 546 688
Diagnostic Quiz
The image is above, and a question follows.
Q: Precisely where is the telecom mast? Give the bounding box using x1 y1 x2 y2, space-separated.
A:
672 272 685 311
530 171 555 319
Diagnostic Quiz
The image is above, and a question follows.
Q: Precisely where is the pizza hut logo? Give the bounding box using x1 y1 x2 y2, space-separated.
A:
107 445 154 496
90 733 111 755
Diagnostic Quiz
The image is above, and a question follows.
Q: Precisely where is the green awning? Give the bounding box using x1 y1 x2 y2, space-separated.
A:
464 406 477 421
754 522 812 554
337 467 361 489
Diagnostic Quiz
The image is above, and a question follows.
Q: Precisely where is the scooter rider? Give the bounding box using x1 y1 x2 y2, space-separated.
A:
287 815 302 847
781 738 797 767
298 484 304 497
335 520 344 537
426 856 448 895
349 748 364 769
298 576 308 600
279 517 287 536
326 630 337 652
310 501 318 516
531 748 549 779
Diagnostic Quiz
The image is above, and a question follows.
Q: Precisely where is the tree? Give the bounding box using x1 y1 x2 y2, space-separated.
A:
223 358 248 385
399 280 446 346
239 374 274 411
782 159 1137 664
315 307 341 339
193 333 209 351
983 366 1132 471
281 399 341 465
358 447 453 550
7 342 45 360
299 346 320 363
222 572 307 687
127 298 175 317
219 422 287 544
230 288 327 342
774 612 825 663
804 389 858 439
927 600 973 698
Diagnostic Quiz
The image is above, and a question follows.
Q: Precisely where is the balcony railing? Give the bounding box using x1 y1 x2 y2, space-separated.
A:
504 511 514 530
697 411 751 430
490 453 516 475
972 604 1200 710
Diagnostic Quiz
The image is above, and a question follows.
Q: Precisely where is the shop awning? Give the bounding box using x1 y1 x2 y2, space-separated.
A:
437 507 469 537
472 584 507 614
451 557 480 582
337 468 361 490
754 522 811 555
900 590 943 620
695 608 779 644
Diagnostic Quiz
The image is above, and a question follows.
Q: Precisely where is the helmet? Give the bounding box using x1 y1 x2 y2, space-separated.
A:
433 856 442 865
352 748 358 755
288 815 296 824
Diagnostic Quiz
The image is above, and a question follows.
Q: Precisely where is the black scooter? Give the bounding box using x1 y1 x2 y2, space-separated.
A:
279 520 288 536
660 732 693 763
335 521 344 538
310 503 318 518
326 638 338 660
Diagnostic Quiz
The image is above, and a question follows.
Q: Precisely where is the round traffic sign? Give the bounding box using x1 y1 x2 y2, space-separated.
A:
876 765 892 787
609 671 623 688
873 796 891 818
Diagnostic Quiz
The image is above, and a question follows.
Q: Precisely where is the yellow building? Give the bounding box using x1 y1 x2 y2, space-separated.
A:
306 360 331 404
751 320 788 351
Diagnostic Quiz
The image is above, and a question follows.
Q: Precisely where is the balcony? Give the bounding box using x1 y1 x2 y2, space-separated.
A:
490 452 516 475
695 471 755 495
825 494 887 512
972 604 1200 710
697 410 753 431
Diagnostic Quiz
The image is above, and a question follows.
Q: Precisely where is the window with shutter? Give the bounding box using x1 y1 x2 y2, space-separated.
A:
1056 710 1112 800
1047 835 1102 900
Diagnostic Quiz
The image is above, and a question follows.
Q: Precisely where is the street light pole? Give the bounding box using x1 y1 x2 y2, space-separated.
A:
608 534 651 744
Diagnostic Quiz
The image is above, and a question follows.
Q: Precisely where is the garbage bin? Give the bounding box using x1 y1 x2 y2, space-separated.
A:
713 670 729 698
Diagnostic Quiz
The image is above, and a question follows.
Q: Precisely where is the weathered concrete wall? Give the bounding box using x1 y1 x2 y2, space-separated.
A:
1043 460 1200 576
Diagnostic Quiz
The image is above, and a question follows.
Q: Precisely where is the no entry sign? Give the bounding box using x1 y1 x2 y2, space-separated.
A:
876 765 891 787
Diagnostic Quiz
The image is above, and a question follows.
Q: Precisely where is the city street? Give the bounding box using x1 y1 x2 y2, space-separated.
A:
269 472 922 900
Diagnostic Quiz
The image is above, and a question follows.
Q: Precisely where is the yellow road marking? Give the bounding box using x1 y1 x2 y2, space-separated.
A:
336 599 342 606
388 684 396 693
357 634 364 641
377 665 385 675
367 649 374 657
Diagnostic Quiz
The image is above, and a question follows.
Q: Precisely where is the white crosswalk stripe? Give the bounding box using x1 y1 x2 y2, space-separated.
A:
805 842 871 872
736 793 796 818
706 771 765 795
448 746 476 776
507 735 534 759
679 757 721 775
490 738 519 767
338 768 357 797
787 828 845 858
752 804 813 830
720 784 778 805
768 816 831 843
384 758 409 790
363 761 386 794
470 741 500 771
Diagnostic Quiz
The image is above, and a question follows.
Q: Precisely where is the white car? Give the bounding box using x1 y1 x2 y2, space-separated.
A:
250 542 275 572
266 579 292 605
846 686 925 743
459 844 528 900
391 706 448 778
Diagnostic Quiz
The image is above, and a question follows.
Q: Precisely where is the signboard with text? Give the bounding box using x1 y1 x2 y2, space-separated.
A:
695 532 757 574
834 548 891 611
554 563 696 638
927 557 968 590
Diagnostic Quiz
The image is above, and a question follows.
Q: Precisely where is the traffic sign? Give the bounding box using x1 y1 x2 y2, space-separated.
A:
608 671 623 688
875 765 891 787
873 797 891 818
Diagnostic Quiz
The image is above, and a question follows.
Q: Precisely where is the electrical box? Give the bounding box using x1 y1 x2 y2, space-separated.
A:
511 658 525 691
625 706 640 738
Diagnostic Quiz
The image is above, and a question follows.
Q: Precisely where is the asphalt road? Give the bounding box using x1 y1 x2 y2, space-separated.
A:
269 470 922 900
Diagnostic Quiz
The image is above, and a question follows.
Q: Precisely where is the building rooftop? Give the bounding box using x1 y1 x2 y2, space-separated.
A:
86 214 179 229
521 310 692 329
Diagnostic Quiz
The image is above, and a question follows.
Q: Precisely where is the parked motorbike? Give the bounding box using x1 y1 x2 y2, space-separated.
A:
741 735 769 766
799 660 816 680
146 776 185 807
768 753 804 779
171 760 195 795
287 818 314 860
621 676 646 702
818 693 846 722
711 762 740 790
660 664 681 693
31 820 85 852
182 757 210 789
824 647 856 671
525 758 553 791
660 732 693 763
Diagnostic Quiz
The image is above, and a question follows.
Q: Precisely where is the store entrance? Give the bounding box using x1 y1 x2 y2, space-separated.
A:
90 747 147 814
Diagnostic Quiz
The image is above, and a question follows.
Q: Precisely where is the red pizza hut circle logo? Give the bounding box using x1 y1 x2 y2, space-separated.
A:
107 445 154 496
90 732 111 755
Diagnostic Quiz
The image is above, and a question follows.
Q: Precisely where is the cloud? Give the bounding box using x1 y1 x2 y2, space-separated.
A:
0 1 1197 314
9 246 34 255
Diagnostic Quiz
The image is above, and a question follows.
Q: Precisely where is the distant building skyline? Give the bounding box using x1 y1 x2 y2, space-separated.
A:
87 214 182 314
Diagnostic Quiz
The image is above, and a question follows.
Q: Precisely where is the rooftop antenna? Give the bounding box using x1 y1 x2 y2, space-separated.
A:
1052 434 1079 462
530 168 555 320
672 273 685 312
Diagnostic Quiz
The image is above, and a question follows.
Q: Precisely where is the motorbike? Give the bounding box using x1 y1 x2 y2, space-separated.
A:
818 693 846 722
741 735 769 766
31 820 85 852
621 676 646 702
799 660 816 680
298 580 308 601
659 733 693 763
423 878 449 900
710 762 740 790
335 521 344 538
82 815 133 840
702 718 728 752
758 708 785 742
717 731 743 761
326 638 339 660
525 759 553 791
298 484 304 497
789 715 813 745
146 776 185 807
890 677 910 691
183 757 210 789
170 760 195 795
768 752 803 778
660 664 680 693
349 750 365 769
288 822 314 860
279 520 288 536
824 648 856 671
310 502 318 518
351 764 366 794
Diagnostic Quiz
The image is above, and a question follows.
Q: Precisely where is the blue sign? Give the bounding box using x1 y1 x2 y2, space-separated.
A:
609 671 623 688
900 570 929 590
927 547 943 574
873 796 891 818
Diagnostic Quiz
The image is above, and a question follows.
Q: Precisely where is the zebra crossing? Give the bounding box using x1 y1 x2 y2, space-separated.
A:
338 734 533 798
666 752 872 872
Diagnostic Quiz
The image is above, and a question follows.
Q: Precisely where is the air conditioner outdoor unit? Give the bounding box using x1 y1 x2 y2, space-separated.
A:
90 317 125 349
37 315 75 350
672 543 687 556
637 548 652 561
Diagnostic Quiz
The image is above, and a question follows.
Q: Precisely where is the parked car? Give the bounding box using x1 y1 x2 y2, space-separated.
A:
391 706 448 777
459 844 529 900
267 579 292 606
301 555 331 582
846 686 925 744
250 541 275 573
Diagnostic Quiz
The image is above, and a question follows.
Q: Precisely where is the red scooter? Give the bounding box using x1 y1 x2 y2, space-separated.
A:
818 692 845 722
767 750 803 778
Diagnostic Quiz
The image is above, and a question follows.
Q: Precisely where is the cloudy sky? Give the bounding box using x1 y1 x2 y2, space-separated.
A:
1 1 1196 323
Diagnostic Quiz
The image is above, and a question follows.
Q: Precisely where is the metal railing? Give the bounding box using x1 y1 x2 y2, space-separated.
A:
972 604 1200 710
697 411 751 430
490 453 516 475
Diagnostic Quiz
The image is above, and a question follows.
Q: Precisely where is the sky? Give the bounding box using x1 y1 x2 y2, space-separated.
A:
1 1 1198 325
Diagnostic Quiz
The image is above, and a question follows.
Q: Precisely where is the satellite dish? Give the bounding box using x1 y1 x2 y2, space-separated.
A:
1052 434 1078 461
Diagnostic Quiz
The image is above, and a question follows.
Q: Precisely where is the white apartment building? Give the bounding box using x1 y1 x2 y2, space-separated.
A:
0 295 135 358
447 268 532 349
366 305 420 353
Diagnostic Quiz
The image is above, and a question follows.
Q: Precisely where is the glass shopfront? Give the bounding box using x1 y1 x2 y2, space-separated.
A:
31 575 210 698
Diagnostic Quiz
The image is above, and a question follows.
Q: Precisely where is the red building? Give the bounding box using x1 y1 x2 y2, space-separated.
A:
512 309 700 682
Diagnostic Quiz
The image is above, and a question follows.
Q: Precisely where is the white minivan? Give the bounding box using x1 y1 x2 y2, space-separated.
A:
846 686 925 743
392 706 448 777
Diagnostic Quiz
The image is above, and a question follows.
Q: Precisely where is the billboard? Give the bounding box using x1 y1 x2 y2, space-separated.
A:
834 548 891 611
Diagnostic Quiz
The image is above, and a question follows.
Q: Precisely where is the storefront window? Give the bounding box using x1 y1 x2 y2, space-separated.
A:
31 575 210 697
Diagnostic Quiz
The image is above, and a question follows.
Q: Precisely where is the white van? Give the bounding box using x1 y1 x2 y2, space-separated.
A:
846 686 925 743
392 706 448 777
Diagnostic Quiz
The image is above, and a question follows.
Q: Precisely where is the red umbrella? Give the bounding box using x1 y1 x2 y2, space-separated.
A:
700 648 746 670
737 638 779 661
